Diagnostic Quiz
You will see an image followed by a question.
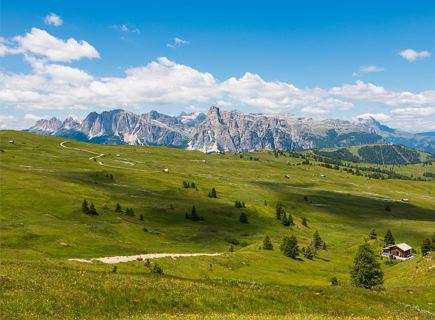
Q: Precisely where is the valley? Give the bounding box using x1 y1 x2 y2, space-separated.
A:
1 130 434 319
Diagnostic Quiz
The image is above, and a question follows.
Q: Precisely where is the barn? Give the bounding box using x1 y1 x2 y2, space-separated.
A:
381 243 414 260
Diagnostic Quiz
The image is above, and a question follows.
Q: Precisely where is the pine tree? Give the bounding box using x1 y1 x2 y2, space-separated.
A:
312 231 323 250
350 243 384 289
281 212 290 226
280 235 299 259
331 277 339 286
384 230 395 246
242 201 246 208
322 242 327 250
115 203 122 213
368 229 377 240
229 245 234 252
209 188 217 198
302 217 308 227
304 246 314 260
190 205 199 221
275 201 283 220
140 214 144 221
262 235 273 250
235 200 240 208
82 200 89 213
239 212 249 224
89 203 97 215
264 200 267 206
385 205 391 212
191 182 196 189
183 181 189 188
288 213 294 226
303 195 308 201
421 238 431 256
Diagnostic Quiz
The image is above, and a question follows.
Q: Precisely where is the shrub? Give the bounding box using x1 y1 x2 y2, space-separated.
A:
331 276 339 286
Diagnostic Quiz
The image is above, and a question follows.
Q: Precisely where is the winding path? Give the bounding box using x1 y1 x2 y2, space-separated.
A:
69 252 222 264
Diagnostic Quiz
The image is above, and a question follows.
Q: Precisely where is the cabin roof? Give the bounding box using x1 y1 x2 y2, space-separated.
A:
384 243 412 251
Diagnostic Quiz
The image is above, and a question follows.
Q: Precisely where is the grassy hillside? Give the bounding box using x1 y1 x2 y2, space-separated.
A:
314 144 433 165
1 131 434 319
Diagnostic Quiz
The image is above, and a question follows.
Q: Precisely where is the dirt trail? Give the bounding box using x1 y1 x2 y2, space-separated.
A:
69 252 222 264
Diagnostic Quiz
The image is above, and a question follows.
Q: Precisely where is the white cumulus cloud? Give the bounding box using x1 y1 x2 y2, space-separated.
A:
44 13 63 27
399 49 431 62
11 28 99 62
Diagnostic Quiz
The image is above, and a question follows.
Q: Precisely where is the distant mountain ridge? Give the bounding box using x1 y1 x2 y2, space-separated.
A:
27 107 435 153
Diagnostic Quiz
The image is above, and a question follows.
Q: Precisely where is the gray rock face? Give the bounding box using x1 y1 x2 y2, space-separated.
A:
188 106 382 152
27 106 435 153
28 117 63 134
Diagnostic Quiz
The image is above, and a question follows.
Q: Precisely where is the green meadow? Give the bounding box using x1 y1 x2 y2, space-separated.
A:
0 130 434 319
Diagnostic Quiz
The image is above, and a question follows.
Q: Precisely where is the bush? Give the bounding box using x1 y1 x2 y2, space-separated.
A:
331 276 339 286
150 263 163 275
239 212 249 224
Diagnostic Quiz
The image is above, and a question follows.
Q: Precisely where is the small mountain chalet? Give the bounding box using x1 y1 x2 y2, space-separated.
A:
382 243 414 260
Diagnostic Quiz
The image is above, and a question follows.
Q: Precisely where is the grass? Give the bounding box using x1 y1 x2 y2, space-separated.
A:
0 130 434 319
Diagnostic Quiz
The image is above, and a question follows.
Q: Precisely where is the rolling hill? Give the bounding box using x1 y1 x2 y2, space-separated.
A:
1 130 434 319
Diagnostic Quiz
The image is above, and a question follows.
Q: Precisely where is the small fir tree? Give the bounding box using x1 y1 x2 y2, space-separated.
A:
304 246 314 260
331 276 339 286
82 200 89 213
369 229 377 240
262 235 273 250
89 203 98 215
350 243 384 289
302 217 308 227
275 201 283 220
239 212 249 224
312 231 323 250
115 203 122 213
384 230 395 246
421 238 431 256
280 235 299 259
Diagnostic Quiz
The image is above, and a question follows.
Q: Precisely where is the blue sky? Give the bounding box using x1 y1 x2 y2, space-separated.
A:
1 0 434 131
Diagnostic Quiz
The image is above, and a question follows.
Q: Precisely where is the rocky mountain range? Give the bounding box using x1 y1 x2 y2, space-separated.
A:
27 107 435 153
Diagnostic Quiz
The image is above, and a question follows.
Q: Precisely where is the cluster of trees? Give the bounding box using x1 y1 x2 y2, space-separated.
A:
185 205 204 221
115 203 135 217
182 181 197 189
82 200 98 215
301 231 326 260
275 202 294 227
208 188 217 198
234 200 246 208
421 233 435 256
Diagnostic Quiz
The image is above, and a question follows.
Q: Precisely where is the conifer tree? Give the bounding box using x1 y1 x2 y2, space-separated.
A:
239 212 249 224
262 235 273 250
312 231 323 250
350 243 384 289
368 229 377 240
385 205 391 212
331 277 339 286
190 205 199 221
288 213 294 226
322 242 327 250
302 217 308 227
304 246 314 260
421 238 431 256
89 203 98 215
384 230 395 246
140 214 144 221
280 235 299 259
276 201 283 220
281 212 290 226
82 200 89 213
115 203 122 213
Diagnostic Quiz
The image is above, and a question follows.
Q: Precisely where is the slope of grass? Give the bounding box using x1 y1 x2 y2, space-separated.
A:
1 130 434 319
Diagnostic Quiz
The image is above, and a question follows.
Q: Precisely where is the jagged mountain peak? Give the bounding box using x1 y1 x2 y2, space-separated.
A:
26 106 435 153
